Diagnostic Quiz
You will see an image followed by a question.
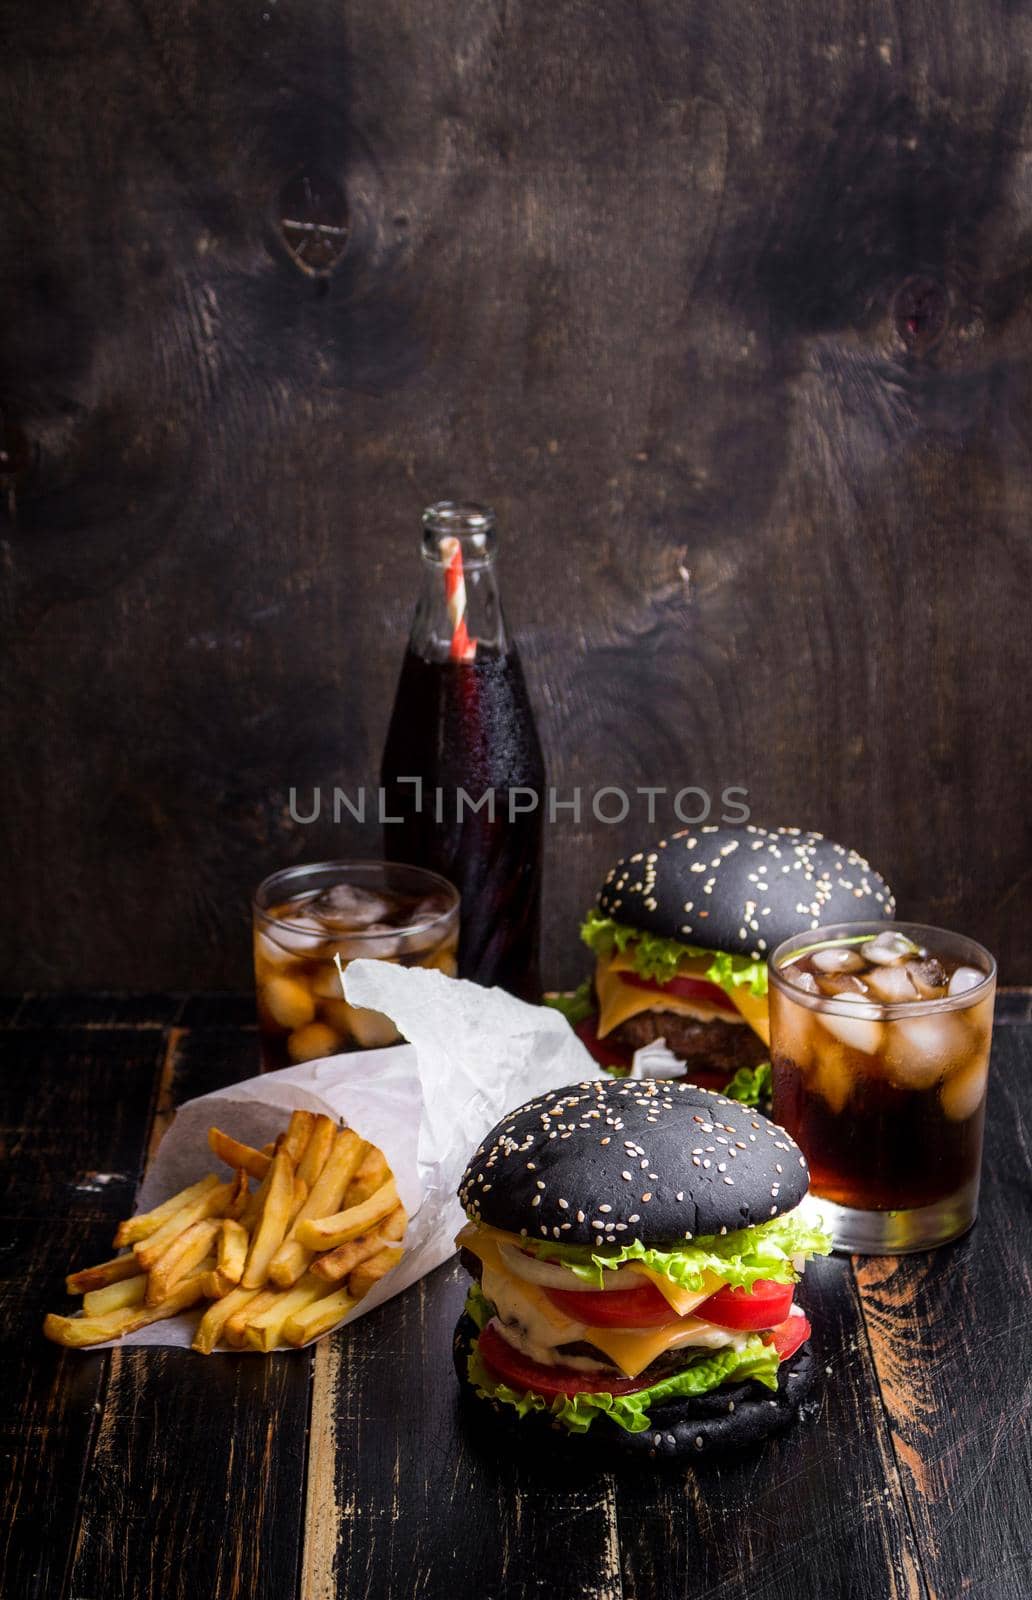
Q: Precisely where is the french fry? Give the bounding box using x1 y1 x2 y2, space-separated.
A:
192 1284 263 1354
224 1286 281 1345
114 1174 220 1247
241 1274 328 1352
297 1114 336 1190
349 1246 404 1301
344 1147 390 1208
82 1275 148 1317
278 1109 316 1166
217 1219 249 1286
66 1254 141 1295
283 1287 355 1347
378 1203 406 1244
296 1179 400 1252
182 1254 218 1294
208 1127 272 1182
288 1175 309 1223
49 1111 398 1357
238 1165 271 1232
146 1218 222 1305
267 1128 367 1288
310 1206 407 1284
225 1169 251 1220
133 1179 237 1272
43 1276 206 1348
241 1151 294 1289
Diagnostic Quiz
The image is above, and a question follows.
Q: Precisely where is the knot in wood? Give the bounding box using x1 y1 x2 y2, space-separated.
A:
279 170 349 276
892 275 949 354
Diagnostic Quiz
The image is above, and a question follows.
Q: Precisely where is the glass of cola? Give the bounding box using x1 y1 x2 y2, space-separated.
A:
253 860 460 1070
769 921 996 1253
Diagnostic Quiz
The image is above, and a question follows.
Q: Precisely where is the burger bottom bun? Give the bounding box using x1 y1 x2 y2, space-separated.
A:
452 1313 816 1462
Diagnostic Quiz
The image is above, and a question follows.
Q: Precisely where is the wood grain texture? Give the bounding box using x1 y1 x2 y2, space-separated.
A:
67 1345 311 1600
0 1025 164 1600
310 1257 626 1600
3 1000 1031 1599
0 1027 165 1219
615 1254 926 1600
1 2 1031 993
13 994 185 1029
855 1025 1032 1600
303 1257 925 1600
0 1218 114 1600
65 1024 313 1600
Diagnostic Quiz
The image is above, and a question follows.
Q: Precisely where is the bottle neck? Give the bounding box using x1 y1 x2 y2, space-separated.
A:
408 502 508 662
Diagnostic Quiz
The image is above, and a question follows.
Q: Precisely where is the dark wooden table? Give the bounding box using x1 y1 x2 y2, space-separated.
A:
2 992 1031 1600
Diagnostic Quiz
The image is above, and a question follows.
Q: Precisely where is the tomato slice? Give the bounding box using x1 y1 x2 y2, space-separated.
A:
696 1279 795 1331
621 972 738 1014
573 1014 631 1070
546 1280 676 1328
477 1319 651 1396
764 1311 811 1363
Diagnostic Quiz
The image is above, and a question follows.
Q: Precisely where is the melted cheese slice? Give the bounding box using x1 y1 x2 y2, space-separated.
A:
595 949 771 1045
458 1224 733 1379
636 1264 722 1317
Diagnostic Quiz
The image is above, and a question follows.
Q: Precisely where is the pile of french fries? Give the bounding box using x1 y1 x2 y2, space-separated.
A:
43 1111 407 1353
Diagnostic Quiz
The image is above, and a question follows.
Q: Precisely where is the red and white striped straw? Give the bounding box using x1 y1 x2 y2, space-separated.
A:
440 535 477 661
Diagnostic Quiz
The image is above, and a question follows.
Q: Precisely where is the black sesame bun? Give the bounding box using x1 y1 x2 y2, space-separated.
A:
599 824 895 960
458 1079 809 1246
455 1083 821 1460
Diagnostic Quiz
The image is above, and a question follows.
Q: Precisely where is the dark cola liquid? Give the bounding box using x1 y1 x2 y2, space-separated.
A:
772 1060 986 1211
380 648 545 998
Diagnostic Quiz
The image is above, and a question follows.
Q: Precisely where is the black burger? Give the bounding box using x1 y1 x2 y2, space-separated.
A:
453 1078 832 1458
565 824 895 1091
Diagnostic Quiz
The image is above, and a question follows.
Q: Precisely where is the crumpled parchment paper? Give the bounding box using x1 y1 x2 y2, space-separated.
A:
110 959 598 1348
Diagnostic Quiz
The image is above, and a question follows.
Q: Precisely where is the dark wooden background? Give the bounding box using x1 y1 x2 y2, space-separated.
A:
2 0 1031 991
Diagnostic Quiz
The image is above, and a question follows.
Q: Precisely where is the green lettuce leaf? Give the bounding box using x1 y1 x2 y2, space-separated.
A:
466 1319 781 1434
543 978 595 1027
723 1060 773 1108
464 1280 494 1332
580 909 769 998
522 1209 832 1292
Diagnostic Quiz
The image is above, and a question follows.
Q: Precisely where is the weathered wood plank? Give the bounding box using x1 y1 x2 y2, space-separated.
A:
994 989 1032 1025
177 993 258 1030
614 1252 926 1600
304 1257 624 1600
14 994 184 1029
68 1345 311 1600
856 1027 1032 1600
0 1025 168 1600
143 1018 260 1158
5 1000 1032 1600
0 1027 165 1220
0 1217 118 1600
65 1025 312 1600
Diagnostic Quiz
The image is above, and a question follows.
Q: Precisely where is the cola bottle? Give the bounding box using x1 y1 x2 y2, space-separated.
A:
380 502 545 998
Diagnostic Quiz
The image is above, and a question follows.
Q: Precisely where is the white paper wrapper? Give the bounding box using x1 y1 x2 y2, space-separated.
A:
630 1038 688 1079
112 960 599 1349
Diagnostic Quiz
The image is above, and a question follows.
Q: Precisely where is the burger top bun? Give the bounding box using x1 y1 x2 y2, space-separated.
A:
458 1079 810 1246
596 824 895 960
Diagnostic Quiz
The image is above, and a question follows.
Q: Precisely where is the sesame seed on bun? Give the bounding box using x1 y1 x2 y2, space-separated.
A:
598 824 895 961
458 1079 809 1246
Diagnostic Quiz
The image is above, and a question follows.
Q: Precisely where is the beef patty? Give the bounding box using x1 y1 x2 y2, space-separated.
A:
607 1009 767 1075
